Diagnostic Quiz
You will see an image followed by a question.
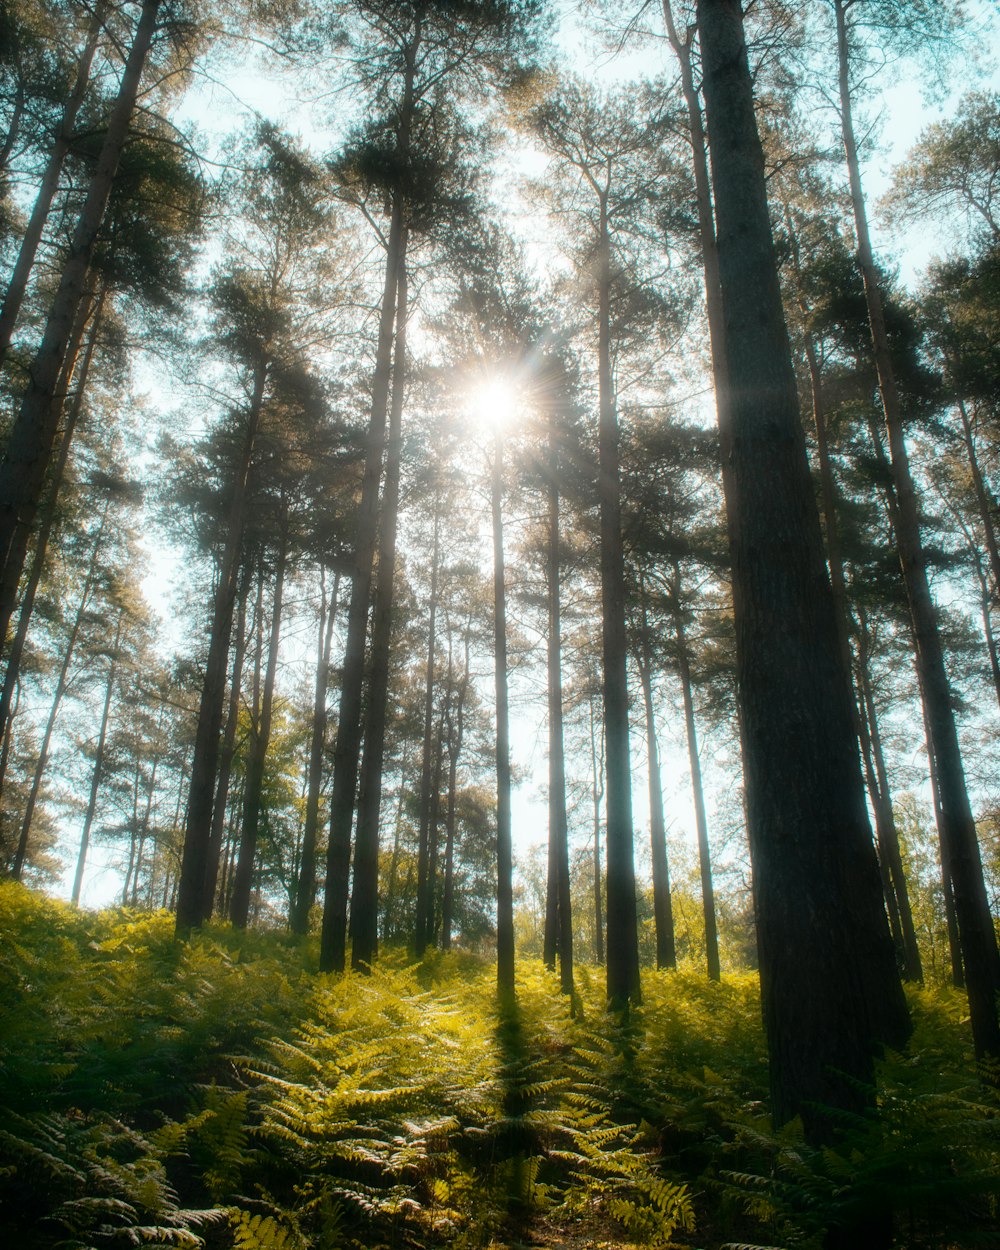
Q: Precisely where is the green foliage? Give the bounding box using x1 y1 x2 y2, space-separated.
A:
1 884 998 1248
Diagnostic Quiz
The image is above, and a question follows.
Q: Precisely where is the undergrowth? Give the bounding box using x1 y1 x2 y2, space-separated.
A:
1 882 997 1249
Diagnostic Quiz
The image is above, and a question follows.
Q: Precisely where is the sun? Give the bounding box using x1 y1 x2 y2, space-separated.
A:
466 375 522 434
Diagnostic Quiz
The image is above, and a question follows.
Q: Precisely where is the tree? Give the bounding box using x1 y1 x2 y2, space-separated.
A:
694 0 908 1144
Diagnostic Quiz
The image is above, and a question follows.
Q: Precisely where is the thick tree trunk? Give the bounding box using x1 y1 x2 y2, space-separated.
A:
175 364 266 936
320 205 404 973
230 515 289 928
351 251 409 970
597 200 641 1008
71 610 124 905
492 432 515 998
291 569 339 934
0 0 161 644
696 0 909 1140
637 577 675 971
0 0 109 362
834 0 999 1059
671 564 721 981
415 491 442 956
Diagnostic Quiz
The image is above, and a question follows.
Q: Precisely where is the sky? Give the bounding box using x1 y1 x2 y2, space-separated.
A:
62 0 1000 908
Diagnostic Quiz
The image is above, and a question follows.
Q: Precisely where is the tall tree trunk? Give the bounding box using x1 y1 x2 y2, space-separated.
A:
590 692 605 965
544 417 573 994
854 609 923 982
597 196 640 1008
696 0 909 1140
0 0 161 645
351 250 409 970
0 279 105 813
415 491 442 956
320 202 406 974
230 513 289 929
834 0 999 1059
203 564 250 919
11 497 109 878
492 431 515 998
71 609 124 905
175 364 267 935
291 568 339 934
0 0 109 362
637 577 675 971
956 397 1000 606
671 563 721 981
441 634 469 954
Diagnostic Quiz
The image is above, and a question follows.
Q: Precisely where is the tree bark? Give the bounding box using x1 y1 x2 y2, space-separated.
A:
175 363 266 936
71 609 124 905
441 633 469 953
696 0 909 1139
230 510 289 928
834 0 999 1058
590 692 605 966
291 568 339 934
0 0 161 645
415 490 442 956
597 194 641 1008
492 431 515 998
351 249 409 970
637 578 676 971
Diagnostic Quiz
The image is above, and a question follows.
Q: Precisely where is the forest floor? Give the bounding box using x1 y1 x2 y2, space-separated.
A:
1 884 997 1250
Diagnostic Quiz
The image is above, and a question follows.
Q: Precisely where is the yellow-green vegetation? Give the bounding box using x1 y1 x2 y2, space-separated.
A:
0 882 997 1249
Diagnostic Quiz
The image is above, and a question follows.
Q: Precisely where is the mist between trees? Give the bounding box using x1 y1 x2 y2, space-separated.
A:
2 1 1000 1246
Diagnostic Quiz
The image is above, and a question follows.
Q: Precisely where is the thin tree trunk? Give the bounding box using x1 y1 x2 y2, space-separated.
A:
203 564 250 919
175 363 267 935
492 431 515 998
427 702 446 945
441 635 468 953
351 249 409 970
834 0 999 1059
11 497 109 878
696 0 909 1141
291 568 339 933
671 563 721 981
597 195 640 1008
956 397 1000 605
590 692 605 966
230 514 289 928
320 201 406 974
0 0 161 644
544 415 573 994
0 0 109 362
415 491 442 956
71 609 124 904
637 576 675 971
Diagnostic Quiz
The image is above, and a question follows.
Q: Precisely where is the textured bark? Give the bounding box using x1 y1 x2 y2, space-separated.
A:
696 0 909 1136
71 610 124 905
0 0 161 644
596 199 640 1008
492 433 515 998
0 0 109 362
320 203 405 973
590 695 605 966
834 0 999 1058
291 569 339 934
230 516 289 929
441 635 469 953
351 253 408 969
175 366 266 936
